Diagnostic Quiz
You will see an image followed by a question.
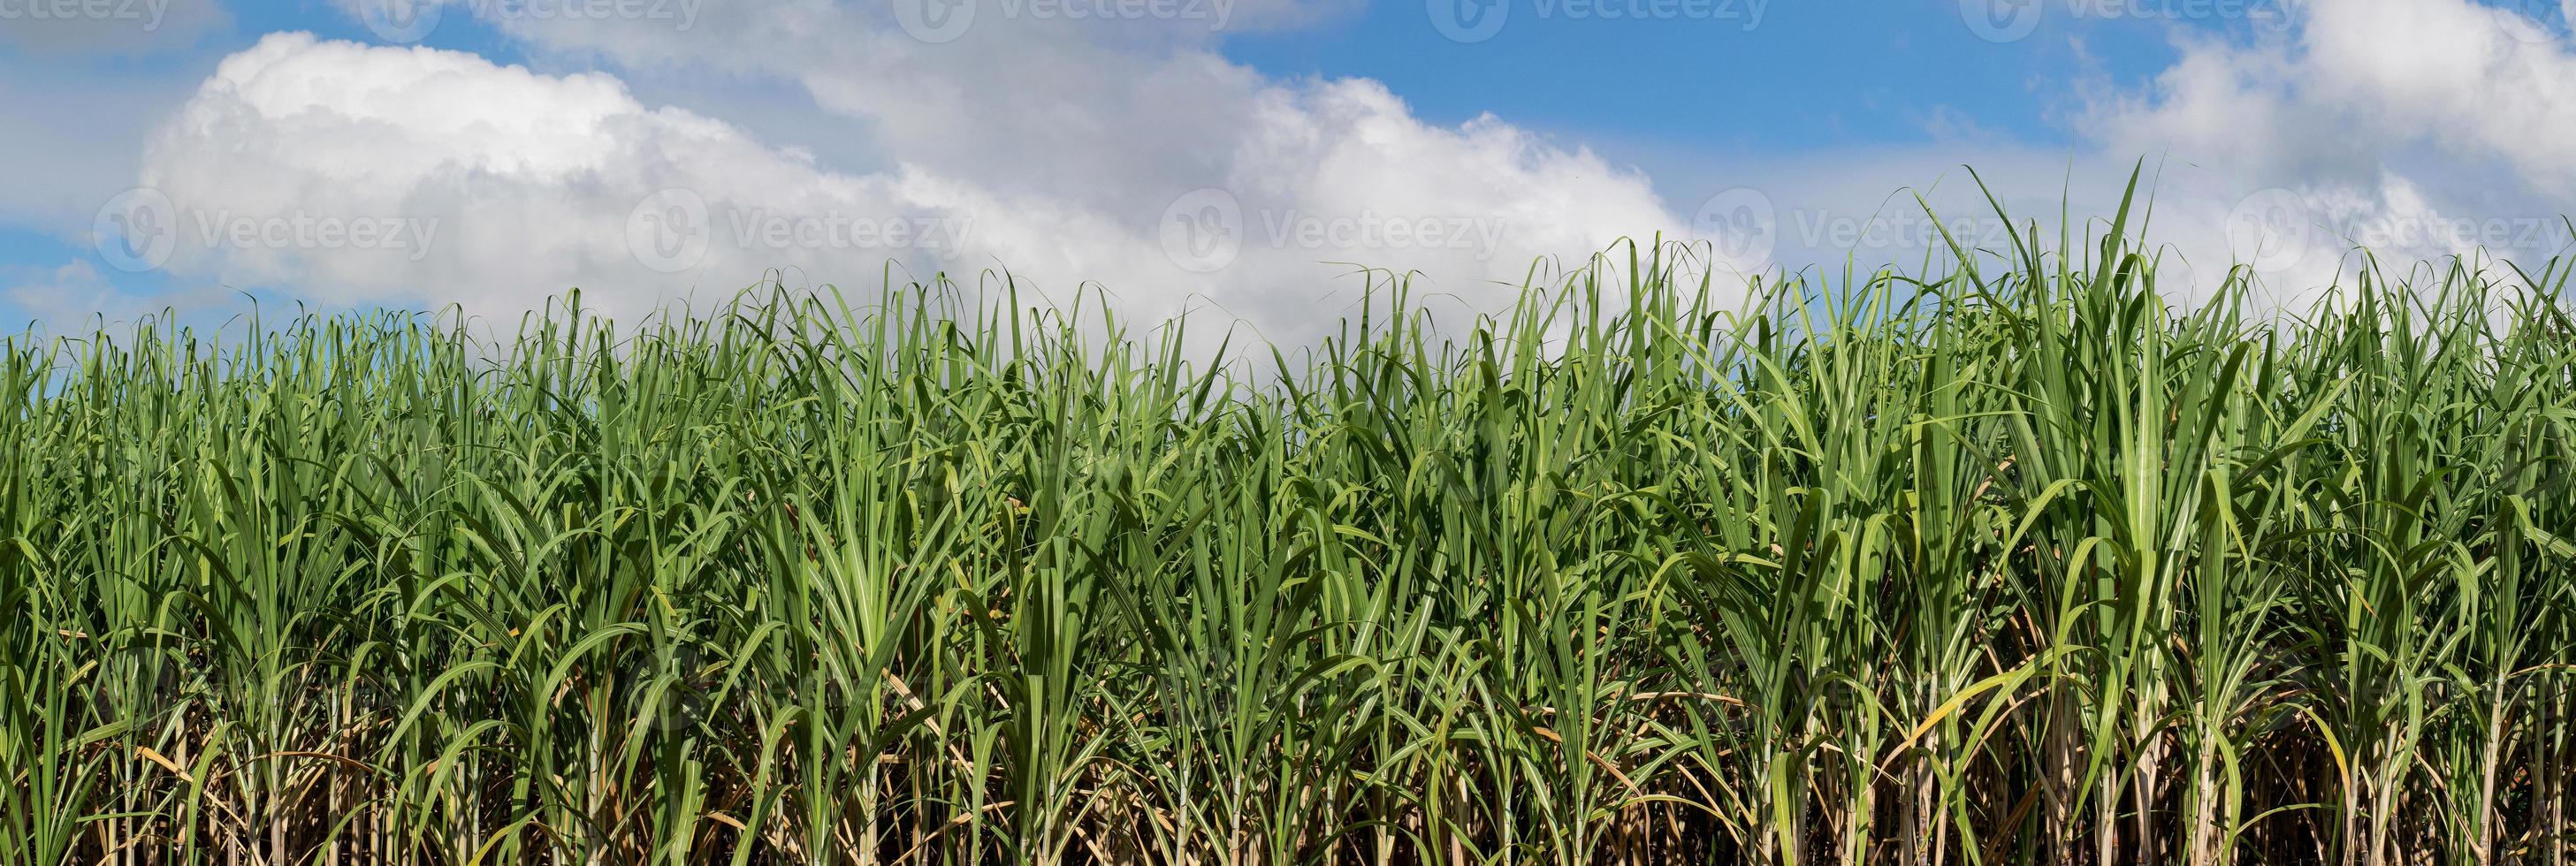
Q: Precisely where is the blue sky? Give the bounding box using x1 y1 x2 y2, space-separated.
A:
1234 2 2076 146
4 0 2571 333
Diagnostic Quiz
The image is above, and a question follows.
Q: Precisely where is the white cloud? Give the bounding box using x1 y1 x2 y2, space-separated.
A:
134 33 946 318
2074 0 2576 298
3 261 142 328
97 0 2576 341
135 15 1698 339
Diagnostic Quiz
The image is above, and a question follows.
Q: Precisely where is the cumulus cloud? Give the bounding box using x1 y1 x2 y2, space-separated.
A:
1626 0 2576 310
133 8 1696 338
103 0 2576 339
2075 0 2576 299
133 33 948 318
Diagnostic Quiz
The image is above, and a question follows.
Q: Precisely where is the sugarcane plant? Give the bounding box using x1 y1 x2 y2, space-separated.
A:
5 175 2576 864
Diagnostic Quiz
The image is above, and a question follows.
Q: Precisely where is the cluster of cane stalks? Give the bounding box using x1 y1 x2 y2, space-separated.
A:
7 186 2576 864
